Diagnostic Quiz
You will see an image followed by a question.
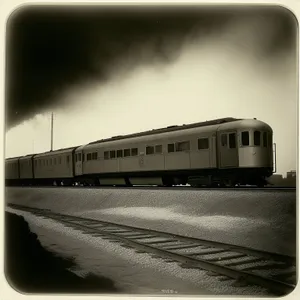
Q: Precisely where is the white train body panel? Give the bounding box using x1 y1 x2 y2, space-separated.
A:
34 148 75 179
19 155 34 179
217 119 273 169
5 158 20 180
81 124 219 176
74 145 86 176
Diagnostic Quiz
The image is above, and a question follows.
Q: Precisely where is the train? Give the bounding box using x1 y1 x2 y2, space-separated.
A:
5 117 276 188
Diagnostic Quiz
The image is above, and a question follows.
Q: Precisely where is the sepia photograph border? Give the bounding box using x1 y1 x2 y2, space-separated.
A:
0 1 299 300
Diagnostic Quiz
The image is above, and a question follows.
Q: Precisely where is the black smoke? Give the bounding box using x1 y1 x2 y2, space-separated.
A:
5 5 296 129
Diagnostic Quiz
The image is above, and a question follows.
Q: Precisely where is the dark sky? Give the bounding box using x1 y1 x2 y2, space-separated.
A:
5 5 296 129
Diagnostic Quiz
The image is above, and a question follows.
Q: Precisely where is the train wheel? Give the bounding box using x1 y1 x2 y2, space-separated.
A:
94 178 100 186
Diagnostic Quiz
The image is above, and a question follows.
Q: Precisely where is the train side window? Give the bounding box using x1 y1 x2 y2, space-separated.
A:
104 151 109 160
229 133 236 149
78 153 82 161
87 153 91 161
92 152 98 160
117 150 123 158
124 149 131 157
241 131 249 146
268 133 272 147
67 155 70 163
168 143 175 153
198 138 209 150
131 148 138 156
263 132 267 147
155 145 162 153
176 141 190 152
146 146 154 155
110 150 116 159
221 134 227 147
254 131 261 146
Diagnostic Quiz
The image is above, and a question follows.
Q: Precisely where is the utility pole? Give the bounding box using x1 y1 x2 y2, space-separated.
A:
51 112 54 151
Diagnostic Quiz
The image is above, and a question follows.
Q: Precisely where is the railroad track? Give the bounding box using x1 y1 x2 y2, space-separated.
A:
7 203 296 296
6 185 296 191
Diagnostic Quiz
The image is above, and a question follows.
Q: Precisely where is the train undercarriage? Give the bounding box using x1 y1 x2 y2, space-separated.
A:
6 168 272 188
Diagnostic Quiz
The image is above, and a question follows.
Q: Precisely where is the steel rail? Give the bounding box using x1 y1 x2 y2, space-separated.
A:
7 203 296 296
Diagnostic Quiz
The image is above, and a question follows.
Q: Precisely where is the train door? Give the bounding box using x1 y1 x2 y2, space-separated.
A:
75 151 84 176
218 131 239 168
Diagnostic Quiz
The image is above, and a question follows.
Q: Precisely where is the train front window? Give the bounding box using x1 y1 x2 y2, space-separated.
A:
221 134 227 147
175 141 190 152
155 145 162 153
241 131 249 146
198 138 209 150
117 150 123 158
146 146 154 155
268 133 272 147
110 151 116 159
124 149 131 157
263 132 267 147
229 133 236 149
104 151 109 160
254 131 261 146
131 148 138 156
168 144 175 153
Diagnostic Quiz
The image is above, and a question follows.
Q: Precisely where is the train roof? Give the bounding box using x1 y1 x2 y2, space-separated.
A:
88 117 241 145
5 146 79 161
5 156 21 161
34 146 78 158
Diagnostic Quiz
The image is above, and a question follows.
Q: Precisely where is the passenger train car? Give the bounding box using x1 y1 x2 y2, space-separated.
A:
5 117 275 187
